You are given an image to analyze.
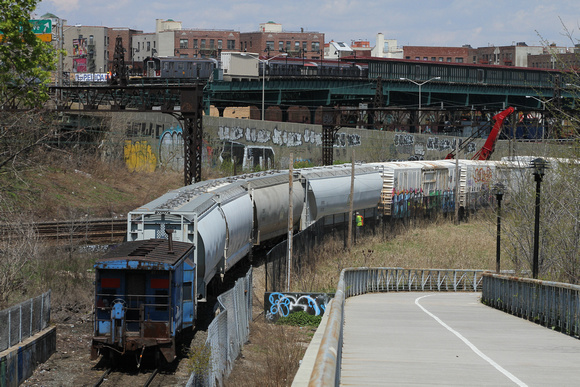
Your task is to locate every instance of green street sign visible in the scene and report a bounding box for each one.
[30,19,52,34]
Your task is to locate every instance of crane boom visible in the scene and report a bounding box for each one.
[444,106,514,160]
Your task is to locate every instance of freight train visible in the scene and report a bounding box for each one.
[91,157,537,364]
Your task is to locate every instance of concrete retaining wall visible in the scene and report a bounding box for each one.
[89,112,558,172]
[0,327,56,387]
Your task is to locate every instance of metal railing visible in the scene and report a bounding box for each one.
[0,291,51,352]
[308,268,484,386]
[482,273,580,338]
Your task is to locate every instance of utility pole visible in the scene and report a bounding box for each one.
[347,150,355,250]
[287,153,294,292]
[454,139,460,225]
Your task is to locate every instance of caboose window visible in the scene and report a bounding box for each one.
[151,278,169,289]
[101,278,120,288]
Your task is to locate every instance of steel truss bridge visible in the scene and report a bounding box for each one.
[47,72,577,183]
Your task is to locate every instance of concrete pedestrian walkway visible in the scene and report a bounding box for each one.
[340,292,580,386]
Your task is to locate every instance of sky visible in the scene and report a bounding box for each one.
[33,0,580,48]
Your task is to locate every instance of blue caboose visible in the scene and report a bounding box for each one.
[91,235,196,364]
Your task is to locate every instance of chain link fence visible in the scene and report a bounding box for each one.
[0,291,51,352]
[265,191,479,293]
[187,268,253,387]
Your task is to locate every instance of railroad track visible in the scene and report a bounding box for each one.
[0,218,127,244]
[94,367,161,387]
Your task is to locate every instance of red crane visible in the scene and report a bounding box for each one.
[445,106,515,160]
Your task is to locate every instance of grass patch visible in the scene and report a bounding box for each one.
[276,312,322,327]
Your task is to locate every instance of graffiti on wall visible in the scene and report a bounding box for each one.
[426,137,477,154]
[264,292,332,321]
[159,126,184,171]
[334,133,361,147]
[219,141,275,170]
[218,125,357,148]
[124,140,157,172]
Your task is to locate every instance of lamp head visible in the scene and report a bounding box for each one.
[530,158,548,179]
[493,183,505,199]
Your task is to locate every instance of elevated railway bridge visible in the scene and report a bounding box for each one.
[45,57,578,184]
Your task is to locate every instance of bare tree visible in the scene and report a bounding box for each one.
[0,199,41,308]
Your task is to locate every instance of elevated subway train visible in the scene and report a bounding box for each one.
[92,158,535,363]
[138,55,562,90]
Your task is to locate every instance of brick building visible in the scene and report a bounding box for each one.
[171,29,240,58]
[107,27,143,73]
[403,46,470,63]
[240,21,324,60]
[528,51,580,69]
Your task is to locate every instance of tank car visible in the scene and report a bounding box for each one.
[91,235,196,365]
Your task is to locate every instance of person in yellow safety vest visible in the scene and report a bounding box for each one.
[356,212,363,227]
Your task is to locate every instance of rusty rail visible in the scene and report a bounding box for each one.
[0,218,127,244]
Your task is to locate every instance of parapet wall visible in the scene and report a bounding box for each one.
[0,327,56,387]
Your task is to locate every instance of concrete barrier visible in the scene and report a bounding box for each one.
[0,326,56,387]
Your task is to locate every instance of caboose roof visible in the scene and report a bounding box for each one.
[95,239,194,270]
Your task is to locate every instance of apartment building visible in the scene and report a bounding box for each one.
[240,21,324,59]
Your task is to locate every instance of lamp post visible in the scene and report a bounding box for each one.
[530,158,547,279]
[242,52,287,120]
[57,22,81,96]
[525,95,560,140]
[400,76,440,133]
[493,183,505,273]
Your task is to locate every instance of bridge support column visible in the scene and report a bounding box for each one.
[309,106,318,125]
[322,108,339,165]
[178,87,204,185]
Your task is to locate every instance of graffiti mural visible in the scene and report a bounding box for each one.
[159,126,184,171]
[474,167,493,183]
[391,188,456,218]
[124,140,157,172]
[218,125,326,148]
[264,292,332,321]
[334,133,362,147]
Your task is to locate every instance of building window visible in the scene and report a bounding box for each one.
[431,57,436,61]
[446,57,451,62]
[415,57,420,60]
[302,41,307,51]
[295,41,300,51]
[286,41,291,51]
[147,41,150,51]
[455,57,463,63]
[423,57,428,60]
[218,39,222,49]
[193,39,198,49]
[180,54,188,58]
[210,39,215,49]
[439,57,443,61]
[201,39,206,49]
[311,41,320,52]
[266,41,275,51]
[279,41,284,51]
[227,40,235,50]
[180,39,188,49]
